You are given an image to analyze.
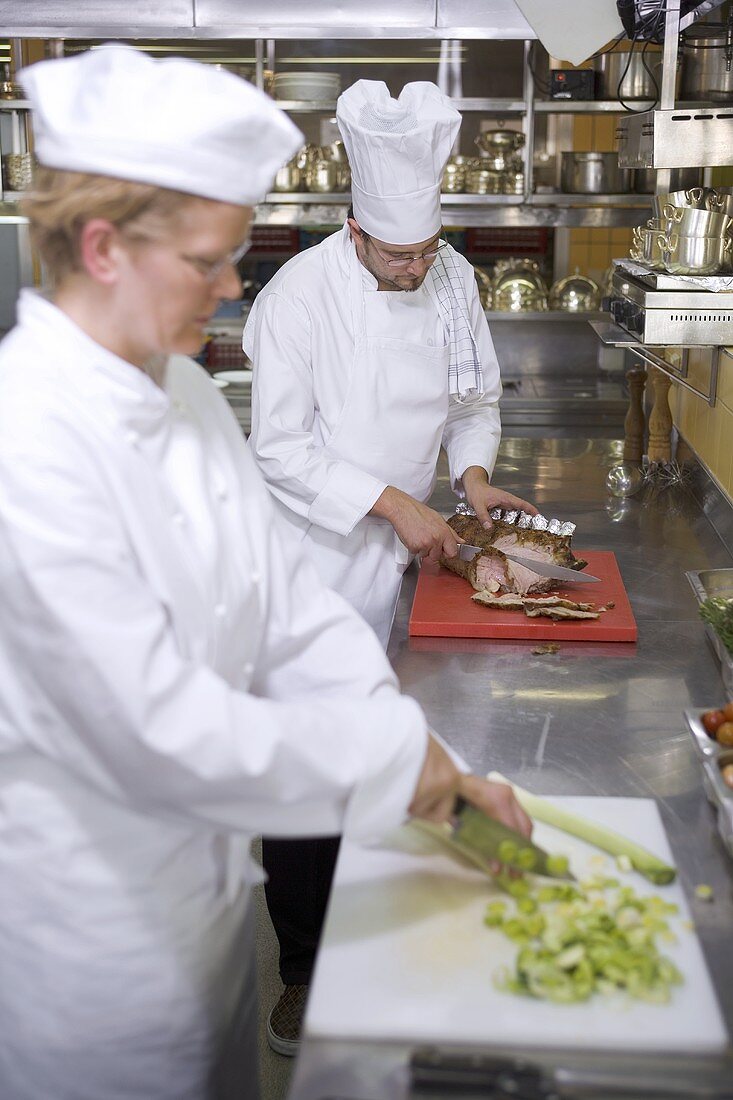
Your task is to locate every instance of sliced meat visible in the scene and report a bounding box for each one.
[524,606,600,621]
[472,591,526,610]
[440,545,512,593]
[471,591,609,620]
[514,595,598,612]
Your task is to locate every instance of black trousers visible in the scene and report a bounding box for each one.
[261,835,341,986]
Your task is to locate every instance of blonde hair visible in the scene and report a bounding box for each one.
[22,166,201,285]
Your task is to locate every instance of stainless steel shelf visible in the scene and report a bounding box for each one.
[268,99,714,116]
[265,97,529,113]
[264,192,649,207]
[1,192,26,203]
[0,202,28,224]
[531,193,649,206]
[487,310,605,322]
[0,100,31,110]
[535,100,628,113]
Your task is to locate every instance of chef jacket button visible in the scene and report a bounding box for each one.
[214,603,226,618]
[427,338,433,346]
[216,483,228,501]
[243,662,254,676]
[251,571,261,584]
[173,400,186,413]
[125,430,140,446]
[172,511,186,526]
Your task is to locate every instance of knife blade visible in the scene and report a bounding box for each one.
[456,543,484,561]
[450,796,575,881]
[455,543,600,584]
[502,552,601,585]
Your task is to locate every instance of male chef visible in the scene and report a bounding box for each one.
[244,79,536,1054]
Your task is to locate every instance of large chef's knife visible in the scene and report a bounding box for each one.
[448,796,575,882]
[457,543,600,584]
[409,1047,733,1098]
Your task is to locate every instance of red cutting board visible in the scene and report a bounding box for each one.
[408,550,637,641]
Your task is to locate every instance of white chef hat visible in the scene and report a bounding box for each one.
[20,43,303,205]
[336,80,460,246]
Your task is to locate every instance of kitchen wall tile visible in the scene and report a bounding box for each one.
[572,116,593,151]
[717,351,733,413]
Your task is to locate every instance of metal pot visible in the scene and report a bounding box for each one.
[502,171,525,195]
[680,26,733,103]
[475,129,525,152]
[633,168,657,194]
[652,186,733,219]
[593,49,661,101]
[476,149,522,173]
[662,204,732,236]
[304,159,339,193]
[549,273,601,312]
[472,266,493,309]
[661,231,731,275]
[630,226,666,270]
[560,152,631,194]
[1,152,32,191]
[466,167,503,195]
[493,273,548,313]
[441,161,466,194]
[271,161,303,192]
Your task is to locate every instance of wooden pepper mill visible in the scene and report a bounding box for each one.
[623,365,647,463]
[647,366,674,465]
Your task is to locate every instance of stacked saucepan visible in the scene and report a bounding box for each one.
[441,130,525,196]
[630,187,733,276]
[271,141,351,194]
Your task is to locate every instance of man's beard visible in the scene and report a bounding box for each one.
[360,245,426,292]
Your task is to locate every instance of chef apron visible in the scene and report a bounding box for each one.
[299,244,450,647]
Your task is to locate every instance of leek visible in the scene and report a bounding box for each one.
[488,772,676,886]
[486,877,683,1004]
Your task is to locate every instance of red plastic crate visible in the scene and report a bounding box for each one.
[206,337,249,370]
[250,227,300,253]
[465,227,549,256]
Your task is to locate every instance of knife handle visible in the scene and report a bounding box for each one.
[409,1046,551,1098]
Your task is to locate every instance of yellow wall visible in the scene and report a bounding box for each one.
[669,350,733,504]
[565,113,634,286]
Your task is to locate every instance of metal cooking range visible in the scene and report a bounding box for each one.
[609,263,733,345]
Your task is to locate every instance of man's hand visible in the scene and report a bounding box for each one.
[371,486,461,563]
[409,734,532,840]
[462,466,538,530]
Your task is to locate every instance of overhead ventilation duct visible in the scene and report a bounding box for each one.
[513,0,624,64]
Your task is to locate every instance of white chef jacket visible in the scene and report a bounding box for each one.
[244,224,502,541]
[0,290,429,1100]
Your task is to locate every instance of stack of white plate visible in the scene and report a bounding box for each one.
[272,72,341,102]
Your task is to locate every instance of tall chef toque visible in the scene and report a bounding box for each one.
[336,80,460,246]
[20,44,303,205]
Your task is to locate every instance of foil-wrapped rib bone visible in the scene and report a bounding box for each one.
[461,505,576,537]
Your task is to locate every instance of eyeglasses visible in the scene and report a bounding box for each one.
[366,237,447,269]
[179,236,252,282]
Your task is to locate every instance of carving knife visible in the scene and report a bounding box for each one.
[457,543,600,584]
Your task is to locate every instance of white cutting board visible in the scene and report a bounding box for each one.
[306,798,729,1054]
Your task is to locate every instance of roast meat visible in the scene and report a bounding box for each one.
[441,513,588,597]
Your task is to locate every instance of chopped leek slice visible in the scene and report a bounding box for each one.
[487,878,682,1005]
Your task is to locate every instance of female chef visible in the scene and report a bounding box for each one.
[0,44,530,1100]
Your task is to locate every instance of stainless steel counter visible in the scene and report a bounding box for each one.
[288,436,733,1100]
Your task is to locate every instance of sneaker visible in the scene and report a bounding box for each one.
[266,984,308,1057]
